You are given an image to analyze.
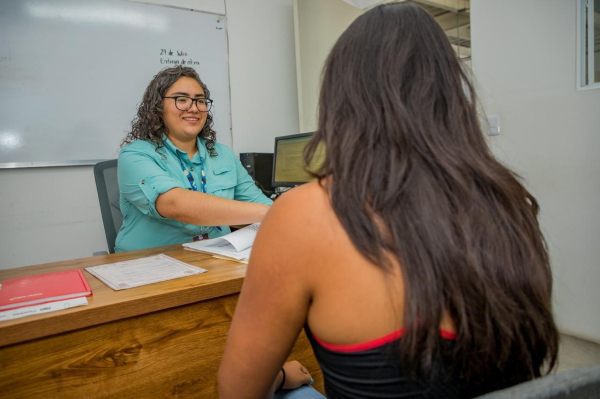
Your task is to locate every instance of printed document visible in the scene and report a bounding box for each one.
[0,297,88,322]
[182,223,259,262]
[85,254,207,291]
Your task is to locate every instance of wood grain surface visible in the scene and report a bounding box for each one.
[0,246,325,398]
[0,245,247,347]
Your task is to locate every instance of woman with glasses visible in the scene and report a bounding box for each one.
[218,3,559,398]
[115,66,272,253]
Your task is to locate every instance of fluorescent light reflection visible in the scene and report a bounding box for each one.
[27,3,168,31]
[0,131,23,152]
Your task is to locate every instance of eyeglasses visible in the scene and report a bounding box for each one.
[164,96,213,112]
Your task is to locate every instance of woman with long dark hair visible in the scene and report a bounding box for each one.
[218,3,558,398]
[116,66,272,252]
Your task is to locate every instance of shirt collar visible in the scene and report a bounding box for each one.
[162,135,207,164]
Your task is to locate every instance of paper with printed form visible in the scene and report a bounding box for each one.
[0,297,88,322]
[85,254,207,291]
[182,223,259,262]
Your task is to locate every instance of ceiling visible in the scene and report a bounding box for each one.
[344,0,471,59]
[407,0,471,59]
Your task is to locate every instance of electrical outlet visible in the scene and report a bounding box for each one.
[487,115,500,136]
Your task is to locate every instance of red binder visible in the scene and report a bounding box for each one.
[0,269,92,311]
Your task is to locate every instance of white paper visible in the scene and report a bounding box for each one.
[85,254,207,291]
[182,223,259,260]
[211,255,249,265]
[0,296,89,322]
[186,244,252,261]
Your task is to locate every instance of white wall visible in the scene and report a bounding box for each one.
[0,166,107,269]
[226,0,299,153]
[0,0,299,269]
[294,0,363,132]
[471,0,600,342]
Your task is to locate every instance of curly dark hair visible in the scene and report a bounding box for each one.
[122,66,217,156]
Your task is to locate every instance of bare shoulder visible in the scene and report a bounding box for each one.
[251,181,337,269]
[266,181,333,232]
[275,181,329,209]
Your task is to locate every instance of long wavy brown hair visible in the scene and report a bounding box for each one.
[305,2,558,393]
[122,66,217,156]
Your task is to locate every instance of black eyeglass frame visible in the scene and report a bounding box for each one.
[163,96,213,112]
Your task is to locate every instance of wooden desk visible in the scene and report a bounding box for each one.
[0,245,324,398]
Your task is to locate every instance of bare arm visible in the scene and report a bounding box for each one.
[217,185,322,398]
[155,187,269,226]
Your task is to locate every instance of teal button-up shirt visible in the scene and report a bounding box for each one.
[115,136,272,252]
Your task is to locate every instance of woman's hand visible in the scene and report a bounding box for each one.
[281,361,313,390]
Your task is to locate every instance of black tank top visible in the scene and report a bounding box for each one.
[305,324,469,399]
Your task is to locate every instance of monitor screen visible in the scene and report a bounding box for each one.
[272,133,325,187]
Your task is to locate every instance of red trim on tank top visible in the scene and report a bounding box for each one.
[312,328,457,353]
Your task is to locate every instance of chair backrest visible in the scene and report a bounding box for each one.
[476,366,600,399]
[93,159,122,254]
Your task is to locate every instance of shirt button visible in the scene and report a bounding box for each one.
[190,167,194,171]
[141,180,145,184]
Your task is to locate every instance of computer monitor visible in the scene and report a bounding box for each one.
[272,132,325,188]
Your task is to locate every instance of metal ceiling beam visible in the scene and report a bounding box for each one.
[450,43,471,59]
[445,25,470,40]
[435,11,470,31]
[410,0,469,13]
[342,0,386,10]
[343,0,471,13]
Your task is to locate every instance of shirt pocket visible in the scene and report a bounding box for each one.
[207,165,237,196]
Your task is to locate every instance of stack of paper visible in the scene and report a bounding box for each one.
[183,223,260,264]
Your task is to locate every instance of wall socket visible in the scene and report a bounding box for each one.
[487,115,501,136]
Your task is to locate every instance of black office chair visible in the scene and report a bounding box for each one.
[93,159,122,254]
[475,366,600,399]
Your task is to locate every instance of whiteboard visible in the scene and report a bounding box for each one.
[0,0,231,168]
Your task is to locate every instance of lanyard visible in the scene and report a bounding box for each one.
[177,153,222,233]
[178,156,206,193]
